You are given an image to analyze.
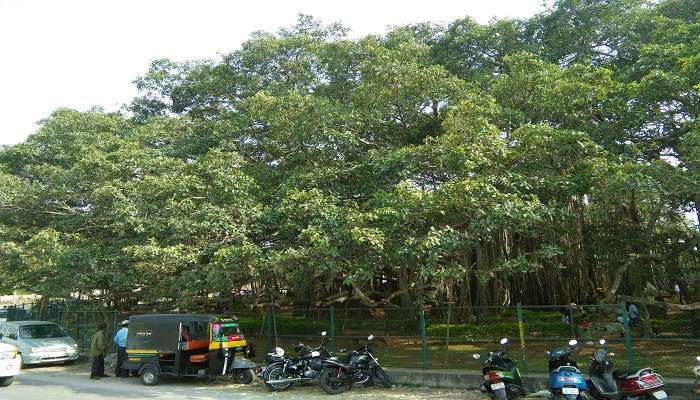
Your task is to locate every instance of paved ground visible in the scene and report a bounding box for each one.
[2,363,483,400]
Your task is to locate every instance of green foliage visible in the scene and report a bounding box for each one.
[426,321,572,338]
[1,5,698,310]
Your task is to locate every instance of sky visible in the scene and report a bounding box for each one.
[0,0,549,146]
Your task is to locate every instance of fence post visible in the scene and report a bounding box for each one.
[517,302,529,374]
[266,305,274,353]
[329,305,336,353]
[112,313,118,352]
[443,303,452,366]
[620,303,633,370]
[77,312,82,350]
[419,306,428,369]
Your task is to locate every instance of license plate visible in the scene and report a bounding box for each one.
[491,382,505,390]
[46,351,66,358]
[562,387,579,395]
[652,391,667,399]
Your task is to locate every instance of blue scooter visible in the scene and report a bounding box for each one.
[547,339,589,400]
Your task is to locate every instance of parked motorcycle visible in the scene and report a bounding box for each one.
[587,338,667,400]
[262,331,332,392]
[587,339,620,400]
[473,338,525,400]
[547,339,589,400]
[318,334,393,395]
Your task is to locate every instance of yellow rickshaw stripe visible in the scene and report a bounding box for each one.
[126,349,158,354]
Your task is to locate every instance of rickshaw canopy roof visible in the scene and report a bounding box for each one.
[127,314,217,352]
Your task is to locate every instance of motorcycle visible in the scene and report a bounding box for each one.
[587,339,620,400]
[547,339,589,400]
[318,334,393,395]
[473,338,526,400]
[587,338,667,400]
[261,331,332,392]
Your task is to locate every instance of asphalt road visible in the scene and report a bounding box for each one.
[2,363,482,400]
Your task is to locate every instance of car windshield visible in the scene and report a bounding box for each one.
[19,324,68,339]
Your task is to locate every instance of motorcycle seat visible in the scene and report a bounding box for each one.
[612,371,634,380]
[613,368,653,380]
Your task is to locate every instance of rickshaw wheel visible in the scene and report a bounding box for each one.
[140,366,160,386]
[233,369,254,384]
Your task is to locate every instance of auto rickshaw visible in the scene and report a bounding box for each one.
[124,314,256,386]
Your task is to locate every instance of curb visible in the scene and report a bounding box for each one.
[385,368,697,399]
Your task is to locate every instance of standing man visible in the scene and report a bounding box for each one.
[113,320,129,378]
[90,322,110,379]
[628,303,640,325]
[674,283,685,305]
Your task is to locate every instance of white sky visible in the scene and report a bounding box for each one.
[0,0,548,146]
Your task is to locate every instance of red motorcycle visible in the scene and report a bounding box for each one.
[587,339,667,400]
[614,368,667,400]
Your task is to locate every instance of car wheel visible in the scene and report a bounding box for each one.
[140,366,160,386]
[0,377,14,387]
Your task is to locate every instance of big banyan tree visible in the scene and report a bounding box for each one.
[0,1,699,316]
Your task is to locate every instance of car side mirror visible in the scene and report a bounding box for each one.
[545,350,551,357]
[8,333,17,340]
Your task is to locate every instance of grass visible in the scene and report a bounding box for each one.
[233,308,699,378]
[247,335,699,378]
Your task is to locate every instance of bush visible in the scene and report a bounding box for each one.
[426,321,572,338]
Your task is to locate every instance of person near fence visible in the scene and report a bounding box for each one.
[113,320,129,378]
[674,283,685,304]
[628,302,640,325]
[90,322,110,379]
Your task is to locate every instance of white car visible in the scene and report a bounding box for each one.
[0,342,20,386]
[0,321,79,365]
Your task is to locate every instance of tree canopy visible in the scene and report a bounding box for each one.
[1,1,699,315]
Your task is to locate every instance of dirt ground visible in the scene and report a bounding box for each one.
[5,362,483,400]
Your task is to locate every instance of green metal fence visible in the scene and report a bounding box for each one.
[7,302,698,378]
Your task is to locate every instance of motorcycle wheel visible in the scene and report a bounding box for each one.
[264,365,295,392]
[374,366,393,388]
[319,367,351,395]
[233,369,254,385]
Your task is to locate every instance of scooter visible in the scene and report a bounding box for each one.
[587,338,667,400]
[587,339,619,400]
[473,338,526,400]
[547,339,589,400]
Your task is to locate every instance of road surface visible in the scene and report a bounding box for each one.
[3,363,482,400]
